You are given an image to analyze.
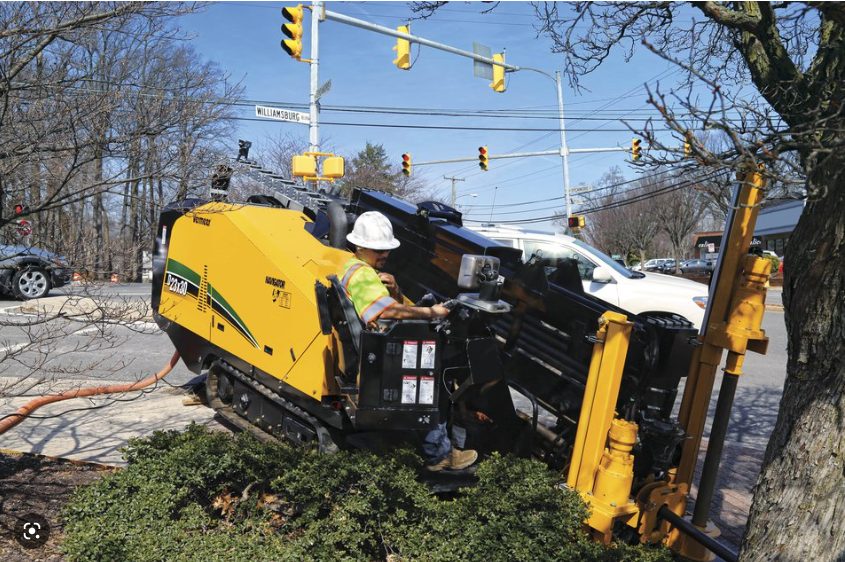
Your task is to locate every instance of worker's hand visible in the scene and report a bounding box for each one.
[378,272,402,300]
[430,303,451,318]
[473,411,493,424]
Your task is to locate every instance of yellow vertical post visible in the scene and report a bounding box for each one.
[666,166,768,557]
[674,167,766,488]
[567,311,633,491]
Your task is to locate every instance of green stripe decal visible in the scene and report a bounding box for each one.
[165,259,201,285]
[208,283,259,347]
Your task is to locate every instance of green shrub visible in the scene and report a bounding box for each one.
[763,254,780,275]
[62,424,671,562]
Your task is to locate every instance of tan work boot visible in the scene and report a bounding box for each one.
[425,448,478,472]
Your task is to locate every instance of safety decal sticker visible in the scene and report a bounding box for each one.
[402,340,418,369]
[420,341,436,370]
[418,376,434,405]
[401,376,418,404]
[272,288,292,308]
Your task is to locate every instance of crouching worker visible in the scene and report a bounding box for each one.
[340,211,478,472]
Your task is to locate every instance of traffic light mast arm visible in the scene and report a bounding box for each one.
[411,147,628,167]
[323,9,520,72]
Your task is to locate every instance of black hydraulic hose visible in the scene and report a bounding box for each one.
[658,506,738,562]
[327,201,348,249]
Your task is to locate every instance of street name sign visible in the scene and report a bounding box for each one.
[255,105,310,124]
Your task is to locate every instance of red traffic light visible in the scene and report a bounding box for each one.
[402,153,410,162]
[401,153,411,176]
[14,204,25,215]
[478,146,489,171]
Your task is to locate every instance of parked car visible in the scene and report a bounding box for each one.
[680,259,714,274]
[467,225,709,328]
[0,244,72,299]
[657,259,678,274]
[642,258,670,272]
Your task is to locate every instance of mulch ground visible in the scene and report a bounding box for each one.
[0,451,114,561]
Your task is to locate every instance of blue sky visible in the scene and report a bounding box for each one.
[178,1,695,229]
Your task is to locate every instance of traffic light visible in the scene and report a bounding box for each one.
[401,153,412,176]
[632,138,642,161]
[393,25,411,70]
[478,146,489,171]
[490,53,505,93]
[684,134,692,158]
[13,203,26,215]
[567,215,586,230]
[281,4,304,60]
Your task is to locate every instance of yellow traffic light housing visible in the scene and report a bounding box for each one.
[401,153,412,176]
[490,53,506,93]
[292,154,317,178]
[393,25,411,70]
[478,146,489,171]
[684,133,693,158]
[322,156,345,180]
[631,138,642,161]
[282,4,304,60]
[568,215,586,230]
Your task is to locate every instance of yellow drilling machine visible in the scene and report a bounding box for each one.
[152,163,771,561]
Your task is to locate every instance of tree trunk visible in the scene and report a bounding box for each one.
[741,155,845,560]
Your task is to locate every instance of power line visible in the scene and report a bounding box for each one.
[466,169,724,222]
[230,115,679,132]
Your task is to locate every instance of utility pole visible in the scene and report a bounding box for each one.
[555,71,573,222]
[309,0,321,154]
[444,175,465,207]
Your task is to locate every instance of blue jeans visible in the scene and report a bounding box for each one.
[422,421,451,464]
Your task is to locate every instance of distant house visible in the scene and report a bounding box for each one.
[692,198,805,259]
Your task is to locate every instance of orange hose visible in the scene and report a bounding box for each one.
[0,351,181,436]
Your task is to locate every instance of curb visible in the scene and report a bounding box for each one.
[0,448,118,470]
[765,304,784,312]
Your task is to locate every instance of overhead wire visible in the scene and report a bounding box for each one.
[468,170,724,224]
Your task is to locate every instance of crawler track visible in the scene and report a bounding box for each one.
[205,360,338,453]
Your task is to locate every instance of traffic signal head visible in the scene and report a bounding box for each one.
[684,133,693,158]
[281,4,304,60]
[490,53,506,93]
[478,146,489,171]
[632,138,642,161]
[401,153,412,176]
[567,215,586,230]
[393,25,411,70]
[14,203,25,215]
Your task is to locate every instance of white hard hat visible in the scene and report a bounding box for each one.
[346,211,400,250]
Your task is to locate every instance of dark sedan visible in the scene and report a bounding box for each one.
[680,259,714,274]
[0,244,72,299]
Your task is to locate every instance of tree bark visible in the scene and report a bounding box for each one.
[741,152,845,560]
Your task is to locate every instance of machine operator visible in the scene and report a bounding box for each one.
[339,211,478,472]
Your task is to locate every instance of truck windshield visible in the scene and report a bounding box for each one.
[571,239,641,279]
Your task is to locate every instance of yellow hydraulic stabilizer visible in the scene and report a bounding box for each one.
[157,202,350,401]
[627,166,771,561]
[567,311,640,542]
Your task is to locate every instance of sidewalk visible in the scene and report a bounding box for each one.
[691,438,767,549]
[0,377,221,466]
